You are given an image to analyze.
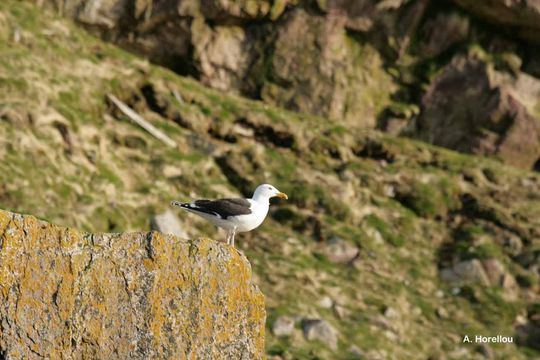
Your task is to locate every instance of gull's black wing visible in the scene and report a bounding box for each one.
[181,198,252,219]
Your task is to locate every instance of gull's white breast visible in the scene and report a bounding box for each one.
[230,199,269,232]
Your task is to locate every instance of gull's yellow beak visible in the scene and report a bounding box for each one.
[276,192,288,200]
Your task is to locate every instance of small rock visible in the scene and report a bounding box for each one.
[481,258,506,285]
[384,329,398,341]
[318,296,333,309]
[348,345,364,359]
[162,165,182,178]
[436,307,449,319]
[368,315,393,331]
[481,258,518,299]
[272,316,295,337]
[383,306,399,319]
[322,237,359,264]
[411,306,422,317]
[440,259,490,286]
[383,184,395,197]
[503,233,523,256]
[501,273,519,300]
[365,227,384,245]
[151,210,187,238]
[382,117,408,136]
[333,304,349,320]
[302,319,338,350]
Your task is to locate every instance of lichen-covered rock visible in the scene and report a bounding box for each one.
[0,209,265,359]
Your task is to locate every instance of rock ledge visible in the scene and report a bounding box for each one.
[0,209,265,359]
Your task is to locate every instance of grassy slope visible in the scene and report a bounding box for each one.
[1,2,539,359]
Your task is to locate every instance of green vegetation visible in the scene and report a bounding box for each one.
[365,214,405,247]
[396,177,461,218]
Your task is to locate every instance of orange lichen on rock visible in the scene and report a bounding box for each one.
[0,209,265,359]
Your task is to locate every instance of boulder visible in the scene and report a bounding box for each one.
[415,55,540,169]
[481,258,507,285]
[150,209,188,238]
[440,258,518,298]
[321,237,359,264]
[261,8,394,128]
[191,19,256,92]
[272,315,295,337]
[302,318,339,350]
[440,259,491,286]
[316,0,382,32]
[318,295,334,309]
[0,209,265,359]
[316,0,429,43]
[418,11,469,58]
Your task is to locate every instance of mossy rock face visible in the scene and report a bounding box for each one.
[261,8,394,128]
[0,209,266,359]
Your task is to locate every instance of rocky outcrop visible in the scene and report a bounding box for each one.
[0,209,265,359]
[56,0,129,29]
[260,8,394,127]
[34,0,540,158]
[36,0,396,127]
[440,258,518,296]
[415,55,540,169]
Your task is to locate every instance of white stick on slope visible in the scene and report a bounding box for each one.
[107,94,176,148]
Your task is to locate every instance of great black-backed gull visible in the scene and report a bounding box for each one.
[171,184,288,247]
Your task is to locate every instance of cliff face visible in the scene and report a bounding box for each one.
[35,0,540,171]
[0,209,265,359]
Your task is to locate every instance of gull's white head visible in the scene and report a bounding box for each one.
[253,183,288,201]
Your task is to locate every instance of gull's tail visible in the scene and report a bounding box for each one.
[172,201,211,217]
